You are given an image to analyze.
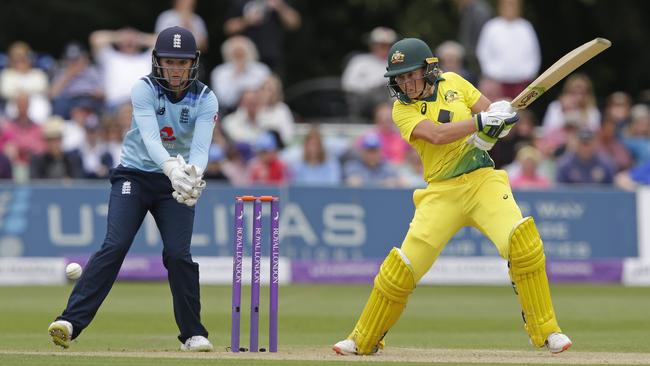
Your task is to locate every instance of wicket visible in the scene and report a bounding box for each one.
[231,195,280,353]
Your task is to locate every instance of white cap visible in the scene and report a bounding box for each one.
[369,27,397,45]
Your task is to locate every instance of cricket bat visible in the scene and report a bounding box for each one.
[510,38,611,110]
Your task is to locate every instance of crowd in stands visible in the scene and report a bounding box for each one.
[0,0,649,192]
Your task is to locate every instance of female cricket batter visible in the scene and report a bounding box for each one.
[333,38,572,355]
[48,26,217,352]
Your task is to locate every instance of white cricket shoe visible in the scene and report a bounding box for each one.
[333,339,357,355]
[546,332,572,354]
[333,338,382,355]
[180,336,213,352]
[48,320,73,349]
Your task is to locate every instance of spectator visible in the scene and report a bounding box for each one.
[114,102,134,137]
[30,117,84,179]
[556,129,615,185]
[491,108,536,168]
[290,126,341,186]
[508,145,551,189]
[356,102,410,164]
[103,120,123,168]
[542,74,601,134]
[2,94,46,170]
[396,149,426,188]
[539,110,582,157]
[436,40,477,86]
[454,0,493,76]
[222,143,251,186]
[203,144,230,181]
[258,74,295,145]
[597,118,632,172]
[622,104,650,165]
[247,132,288,185]
[344,133,400,187]
[1,41,51,123]
[222,88,287,148]
[210,35,270,114]
[49,42,103,119]
[342,26,397,119]
[78,120,113,179]
[89,27,156,109]
[155,0,208,51]
[0,151,12,179]
[615,160,650,191]
[476,0,540,99]
[603,91,632,136]
[224,0,301,76]
[62,100,100,153]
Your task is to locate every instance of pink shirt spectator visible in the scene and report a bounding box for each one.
[510,174,551,189]
[2,119,46,163]
[357,103,411,164]
[356,129,410,164]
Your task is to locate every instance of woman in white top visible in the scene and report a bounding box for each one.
[542,73,601,132]
[210,35,270,114]
[258,74,295,145]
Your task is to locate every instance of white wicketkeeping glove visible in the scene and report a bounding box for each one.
[162,155,193,194]
[488,100,518,137]
[171,164,206,207]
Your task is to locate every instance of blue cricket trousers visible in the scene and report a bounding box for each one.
[58,166,208,343]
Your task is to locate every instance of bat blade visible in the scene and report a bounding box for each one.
[510,38,611,110]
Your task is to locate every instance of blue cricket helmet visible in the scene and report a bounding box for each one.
[154,26,198,59]
[152,26,200,91]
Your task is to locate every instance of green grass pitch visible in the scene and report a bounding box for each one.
[0,283,649,365]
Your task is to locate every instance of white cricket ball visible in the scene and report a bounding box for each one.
[65,262,83,280]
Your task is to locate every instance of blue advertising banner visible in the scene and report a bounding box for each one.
[0,184,637,260]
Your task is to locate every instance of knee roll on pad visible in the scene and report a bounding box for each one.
[350,247,416,354]
[509,217,561,347]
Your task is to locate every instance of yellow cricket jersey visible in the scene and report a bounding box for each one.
[392,72,494,183]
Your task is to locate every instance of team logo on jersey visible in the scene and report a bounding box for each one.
[173,34,182,48]
[444,90,460,103]
[180,107,189,124]
[390,50,405,64]
[160,126,176,141]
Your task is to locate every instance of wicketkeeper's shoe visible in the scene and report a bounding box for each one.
[48,320,73,349]
[180,336,213,352]
[545,332,572,354]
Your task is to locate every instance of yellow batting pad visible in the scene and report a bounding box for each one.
[509,217,561,347]
[349,248,416,354]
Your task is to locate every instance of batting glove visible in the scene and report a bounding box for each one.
[487,101,519,137]
[467,131,496,151]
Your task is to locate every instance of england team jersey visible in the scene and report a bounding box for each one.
[120,76,219,172]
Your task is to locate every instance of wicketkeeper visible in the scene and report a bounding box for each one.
[333,37,572,355]
[48,26,217,352]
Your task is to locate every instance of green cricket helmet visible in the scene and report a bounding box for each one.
[385,38,441,103]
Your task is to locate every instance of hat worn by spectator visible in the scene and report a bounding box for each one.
[63,42,87,60]
[369,27,397,45]
[42,117,65,140]
[361,133,382,150]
